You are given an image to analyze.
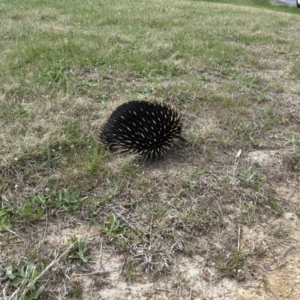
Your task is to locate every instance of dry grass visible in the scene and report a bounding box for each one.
[1,0,300,299]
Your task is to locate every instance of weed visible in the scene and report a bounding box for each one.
[284,136,300,146]
[120,160,140,177]
[236,167,266,190]
[76,79,99,96]
[64,119,80,139]
[262,275,269,291]
[17,194,47,224]
[99,181,123,204]
[67,236,92,264]
[98,92,110,103]
[186,168,208,189]
[231,120,250,136]
[13,190,88,226]
[215,251,244,280]
[239,201,261,225]
[264,107,277,118]
[47,189,88,211]
[38,58,72,89]
[124,264,134,282]
[99,213,128,238]
[267,196,283,215]
[11,103,28,117]
[272,223,290,239]
[123,198,139,210]
[153,204,168,219]
[0,258,46,300]
[250,136,265,148]
[253,91,267,103]
[66,281,83,299]
[283,154,300,172]
[253,247,267,259]
[237,73,262,90]
[85,146,109,174]
[0,206,15,232]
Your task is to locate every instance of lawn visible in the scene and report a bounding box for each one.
[1,0,300,299]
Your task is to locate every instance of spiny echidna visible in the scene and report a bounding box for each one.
[100,100,184,158]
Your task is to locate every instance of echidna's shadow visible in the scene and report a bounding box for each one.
[138,145,191,169]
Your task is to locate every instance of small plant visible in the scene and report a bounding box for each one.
[186,168,208,188]
[0,258,46,300]
[283,154,300,172]
[236,166,266,190]
[38,58,70,88]
[284,136,300,146]
[17,194,47,224]
[215,251,244,281]
[86,146,109,174]
[120,159,140,177]
[153,204,167,219]
[0,206,15,232]
[232,120,250,136]
[123,198,139,210]
[250,136,265,148]
[272,223,289,239]
[64,119,80,139]
[253,247,267,259]
[262,275,269,291]
[124,264,134,282]
[67,236,92,264]
[264,107,277,118]
[47,189,88,211]
[11,103,28,117]
[253,91,267,103]
[2,190,88,228]
[66,281,83,299]
[239,202,260,225]
[99,181,123,204]
[267,196,283,215]
[99,213,128,239]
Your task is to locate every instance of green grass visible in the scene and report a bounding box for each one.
[1,0,300,298]
[200,0,299,12]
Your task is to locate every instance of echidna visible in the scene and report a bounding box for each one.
[100,100,184,158]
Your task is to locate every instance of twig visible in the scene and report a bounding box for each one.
[252,230,256,252]
[127,283,138,299]
[3,283,8,300]
[277,245,295,262]
[6,228,22,238]
[237,225,241,251]
[215,199,224,217]
[99,238,103,263]
[287,282,299,298]
[73,269,119,276]
[116,213,137,231]
[98,291,108,300]
[154,288,175,293]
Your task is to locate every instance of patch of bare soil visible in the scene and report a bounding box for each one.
[40,217,300,299]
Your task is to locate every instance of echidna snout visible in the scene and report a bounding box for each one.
[100,100,184,158]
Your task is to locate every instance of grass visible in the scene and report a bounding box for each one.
[1,0,300,298]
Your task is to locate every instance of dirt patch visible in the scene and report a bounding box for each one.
[38,209,300,300]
